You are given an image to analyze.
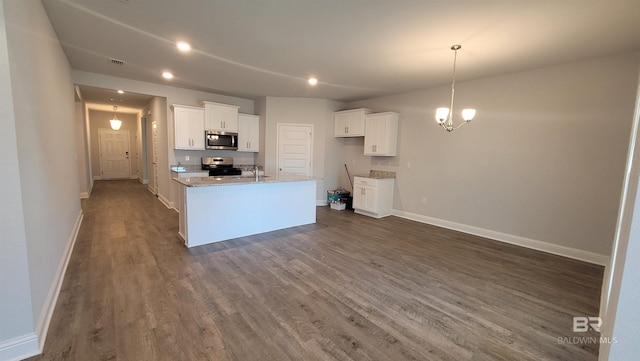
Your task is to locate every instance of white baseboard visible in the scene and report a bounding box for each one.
[129,175,138,180]
[35,211,83,355]
[138,178,148,185]
[0,211,84,361]
[392,209,610,266]
[79,183,93,199]
[316,199,328,206]
[158,194,172,209]
[92,175,102,181]
[0,333,39,361]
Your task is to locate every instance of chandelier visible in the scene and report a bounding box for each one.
[110,105,122,130]
[435,45,476,132]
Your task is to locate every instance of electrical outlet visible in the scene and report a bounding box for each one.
[185,155,190,161]
[421,197,427,204]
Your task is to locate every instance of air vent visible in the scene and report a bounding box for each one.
[109,58,125,66]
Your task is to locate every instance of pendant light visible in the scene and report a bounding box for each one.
[435,45,476,132]
[110,105,122,130]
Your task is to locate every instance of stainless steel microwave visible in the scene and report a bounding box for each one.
[205,130,237,150]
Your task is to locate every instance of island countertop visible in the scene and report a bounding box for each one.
[172,173,315,187]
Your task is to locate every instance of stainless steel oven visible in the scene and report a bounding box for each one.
[205,130,237,150]
[201,157,242,176]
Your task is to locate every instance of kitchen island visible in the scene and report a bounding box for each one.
[173,174,317,248]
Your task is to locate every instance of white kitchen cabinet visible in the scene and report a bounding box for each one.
[173,104,205,150]
[353,176,395,218]
[237,113,260,152]
[200,101,239,132]
[334,108,372,137]
[364,112,398,156]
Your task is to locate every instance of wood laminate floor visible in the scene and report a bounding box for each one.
[28,180,604,361]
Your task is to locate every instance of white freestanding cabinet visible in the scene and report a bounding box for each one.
[200,101,239,132]
[334,108,372,137]
[173,105,205,150]
[364,112,398,156]
[353,176,395,218]
[237,113,260,152]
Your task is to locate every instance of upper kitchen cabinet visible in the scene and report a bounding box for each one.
[364,112,398,156]
[173,104,205,150]
[200,101,239,132]
[237,113,260,152]
[334,108,372,137]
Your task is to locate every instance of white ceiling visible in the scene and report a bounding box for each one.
[43,0,640,104]
[76,85,154,113]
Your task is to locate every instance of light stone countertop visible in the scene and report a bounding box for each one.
[172,173,316,187]
[170,165,205,173]
[354,170,397,179]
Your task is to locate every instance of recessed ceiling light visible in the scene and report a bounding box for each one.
[177,41,191,52]
[162,71,174,79]
[308,77,318,86]
[117,90,124,94]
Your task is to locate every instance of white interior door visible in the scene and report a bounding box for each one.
[152,120,159,195]
[277,124,312,176]
[99,128,130,179]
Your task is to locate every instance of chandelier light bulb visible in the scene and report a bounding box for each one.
[462,109,476,122]
[110,105,122,130]
[110,119,122,130]
[435,107,450,124]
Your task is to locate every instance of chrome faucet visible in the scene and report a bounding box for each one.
[254,165,260,182]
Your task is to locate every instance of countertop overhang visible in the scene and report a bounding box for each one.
[172,174,315,187]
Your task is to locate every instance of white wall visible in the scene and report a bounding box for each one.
[0,1,35,357]
[263,97,344,202]
[345,52,640,261]
[72,71,255,207]
[1,0,82,359]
